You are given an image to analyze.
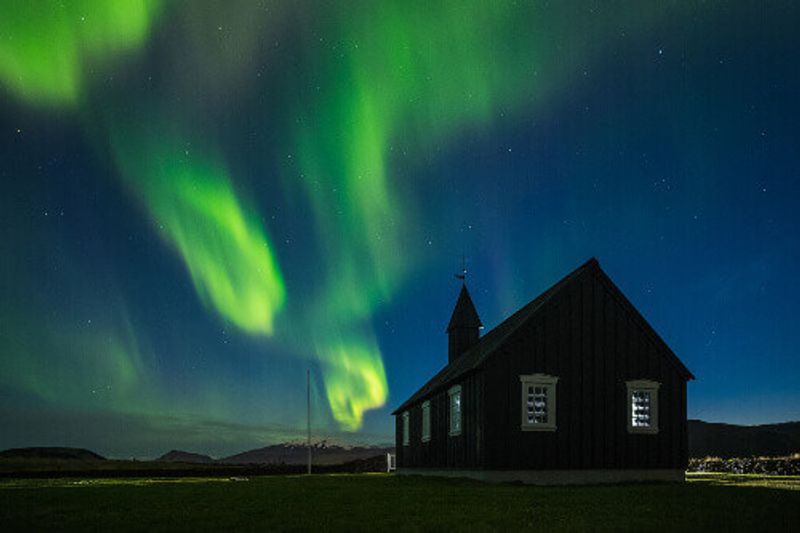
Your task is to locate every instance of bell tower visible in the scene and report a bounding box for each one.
[446,284,483,363]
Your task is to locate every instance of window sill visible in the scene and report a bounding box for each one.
[421,437,431,443]
[521,425,557,432]
[628,427,659,435]
[448,431,462,437]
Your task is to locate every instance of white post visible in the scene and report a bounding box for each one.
[307,368,311,475]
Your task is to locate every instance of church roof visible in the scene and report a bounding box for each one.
[446,284,483,332]
[392,257,694,415]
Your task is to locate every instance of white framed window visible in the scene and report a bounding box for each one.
[626,380,660,434]
[402,411,410,445]
[448,385,462,436]
[421,400,431,442]
[520,374,558,431]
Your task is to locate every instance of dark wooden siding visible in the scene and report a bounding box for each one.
[481,269,689,470]
[396,372,484,469]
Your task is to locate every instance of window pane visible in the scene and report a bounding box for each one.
[525,384,548,424]
[631,390,651,427]
[455,393,461,430]
[450,391,461,433]
[422,404,430,440]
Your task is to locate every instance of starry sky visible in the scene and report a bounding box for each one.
[1,1,798,458]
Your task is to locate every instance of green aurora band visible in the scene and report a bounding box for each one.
[0,304,149,411]
[0,0,163,106]
[316,337,388,432]
[284,3,549,428]
[289,0,656,320]
[109,128,286,336]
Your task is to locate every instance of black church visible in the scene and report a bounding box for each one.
[392,258,694,484]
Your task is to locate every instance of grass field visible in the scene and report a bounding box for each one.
[1,473,799,531]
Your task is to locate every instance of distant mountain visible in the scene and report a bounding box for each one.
[5,421,799,464]
[156,450,214,464]
[0,447,106,461]
[689,420,800,458]
[218,440,394,465]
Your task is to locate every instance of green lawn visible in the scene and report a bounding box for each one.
[1,473,799,531]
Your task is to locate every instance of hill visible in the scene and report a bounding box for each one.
[0,447,105,461]
[689,420,800,458]
[156,450,214,464]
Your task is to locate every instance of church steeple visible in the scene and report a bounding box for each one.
[446,284,483,363]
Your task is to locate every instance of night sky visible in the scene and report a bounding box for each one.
[1,1,798,458]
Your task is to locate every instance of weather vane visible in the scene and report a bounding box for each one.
[454,253,467,281]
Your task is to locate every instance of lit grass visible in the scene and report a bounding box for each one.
[1,473,799,531]
[687,471,800,491]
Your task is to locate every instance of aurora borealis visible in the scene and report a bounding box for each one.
[0,0,163,106]
[109,125,286,336]
[1,1,798,457]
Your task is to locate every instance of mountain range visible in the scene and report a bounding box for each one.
[158,440,393,465]
[3,421,799,463]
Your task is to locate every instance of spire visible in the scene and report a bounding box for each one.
[447,284,483,332]
[446,284,482,363]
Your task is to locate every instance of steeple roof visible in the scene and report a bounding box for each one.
[446,284,483,332]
